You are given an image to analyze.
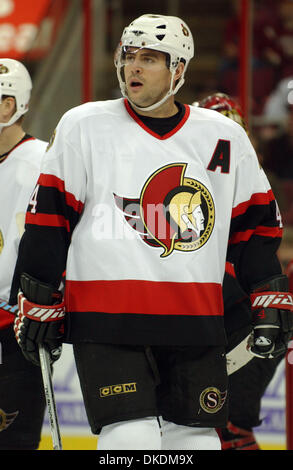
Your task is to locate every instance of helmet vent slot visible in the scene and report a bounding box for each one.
[156,34,165,41]
[131,30,144,36]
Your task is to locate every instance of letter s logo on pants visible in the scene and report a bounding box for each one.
[199,387,227,414]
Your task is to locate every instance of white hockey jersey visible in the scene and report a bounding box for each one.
[10,99,282,345]
[0,136,47,329]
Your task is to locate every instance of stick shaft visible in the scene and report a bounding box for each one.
[226,334,253,375]
[39,345,62,450]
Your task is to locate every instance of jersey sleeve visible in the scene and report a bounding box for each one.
[227,131,283,294]
[9,114,86,305]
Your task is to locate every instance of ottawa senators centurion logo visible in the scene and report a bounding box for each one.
[114,163,215,257]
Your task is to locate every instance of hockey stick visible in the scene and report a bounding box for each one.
[226,334,253,375]
[38,344,63,450]
[0,298,63,449]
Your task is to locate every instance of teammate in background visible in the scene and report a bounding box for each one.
[10,15,293,450]
[197,93,287,450]
[0,59,47,450]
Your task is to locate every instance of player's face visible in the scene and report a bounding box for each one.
[123,47,172,109]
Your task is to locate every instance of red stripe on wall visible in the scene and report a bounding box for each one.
[38,173,84,213]
[26,212,70,231]
[65,279,223,316]
[232,190,275,218]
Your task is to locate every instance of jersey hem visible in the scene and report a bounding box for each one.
[64,311,227,346]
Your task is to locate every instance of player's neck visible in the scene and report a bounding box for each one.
[132,96,179,118]
[0,124,25,156]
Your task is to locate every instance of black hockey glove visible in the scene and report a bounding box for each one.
[14,273,65,366]
[248,274,293,359]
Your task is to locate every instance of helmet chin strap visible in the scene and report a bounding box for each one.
[0,110,25,134]
[122,68,185,113]
[127,89,172,112]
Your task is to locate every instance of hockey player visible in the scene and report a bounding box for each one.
[10,15,293,450]
[197,93,288,450]
[0,59,47,449]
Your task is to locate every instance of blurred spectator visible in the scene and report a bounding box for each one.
[219,0,279,73]
[263,76,293,124]
[270,0,293,79]
[262,106,293,178]
[262,106,293,225]
[218,0,281,115]
[249,120,287,214]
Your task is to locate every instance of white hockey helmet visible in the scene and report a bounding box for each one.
[0,58,32,129]
[115,14,194,111]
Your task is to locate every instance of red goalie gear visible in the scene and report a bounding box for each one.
[198,93,248,132]
[217,421,260,450]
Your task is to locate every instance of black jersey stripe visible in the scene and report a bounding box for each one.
[230,197,280,243]
[229,225,282,244]
[231,189,275,218]
[26,173,84,232]
[38,173,84,214]
[28,185,81,227]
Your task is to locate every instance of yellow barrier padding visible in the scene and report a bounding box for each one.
[38,434,98,450]
[259,443,286,450]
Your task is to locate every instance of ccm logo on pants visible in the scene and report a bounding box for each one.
[99,383,137,397]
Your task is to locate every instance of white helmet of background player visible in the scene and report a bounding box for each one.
[115,14,194,111]
[0,58,32,131]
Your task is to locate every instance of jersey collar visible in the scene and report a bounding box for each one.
[124,99,190,140]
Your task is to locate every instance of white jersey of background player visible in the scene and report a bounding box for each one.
[0,138,47,308]
[0,59,47,450]
[0,60,47,319]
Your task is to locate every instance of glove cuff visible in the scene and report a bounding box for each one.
[17,292,65,323]
[250,291,293,311]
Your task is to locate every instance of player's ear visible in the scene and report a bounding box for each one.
[174,62,185,82]
[172,62,185,90]
[2,96,16,120]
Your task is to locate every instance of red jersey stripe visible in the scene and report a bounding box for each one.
[232,190,275,218]
[0,312,14,329]
[38,173,84,214]
[65,279,224,316]
[229,225,283,244]
[0,303,17,329]
[26,212,70,232]
[225,261,236,278]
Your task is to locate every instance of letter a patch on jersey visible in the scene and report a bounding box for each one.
[207,139,230,174]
